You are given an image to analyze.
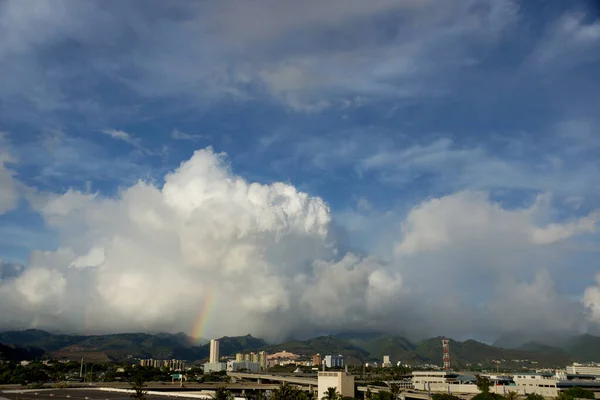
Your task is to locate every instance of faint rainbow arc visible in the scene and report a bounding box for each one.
[192,289,217,343]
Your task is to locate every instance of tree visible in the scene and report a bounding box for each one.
[524,394,545,400]
[476,376,492,395]
[186,369,197,382]
[373,391,393,400]
[298,392,316,400]
[272,382,298,400]
[130,374,147,400]
[505,391,520,400]
[388,383,401,400]
[211,387,234,400]
[432,394,461,400]
[563,387,595,399]
[322,387,339,400]
[555,392,571,400]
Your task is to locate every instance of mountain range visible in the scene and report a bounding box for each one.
[1,329,600,368]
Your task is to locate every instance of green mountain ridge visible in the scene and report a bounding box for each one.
[2,329,600,366]
[0,342,45,361]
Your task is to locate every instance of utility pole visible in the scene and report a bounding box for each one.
[80,358,84,378]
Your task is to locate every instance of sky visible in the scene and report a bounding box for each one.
[1,0,600,344]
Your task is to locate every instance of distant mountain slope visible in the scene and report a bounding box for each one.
[0,342,45,361]
[416,337,571,368]
[0,329,84,351]
[0,330,264,362]
[207,334,267,357]
[359,335,420,363]
[493,334,600,363]
[564,334,600,362]
[516,341,568,356]
[262,335,370,365]
[1,329,599,366]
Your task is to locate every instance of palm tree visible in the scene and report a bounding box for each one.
[321,387,339,400]
[505,391,520,400]
[272,382,297,400]
[130,375,147,400]
[211,387,234,400]
[296,391,314,400]
[388,383,401,400]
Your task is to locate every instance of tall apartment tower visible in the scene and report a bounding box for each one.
[209,339,220,363]
[441,338,450,371]
[259,351,268,370]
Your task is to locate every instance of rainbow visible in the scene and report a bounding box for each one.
[192,288,217,343]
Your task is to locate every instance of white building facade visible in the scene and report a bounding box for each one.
[227,361,261,373]
[318,371,354,399]
[382,355,392,368]
[209,339,220,363]
[204,362,227,373]
[566,364,600,376]
[412,371,600,398]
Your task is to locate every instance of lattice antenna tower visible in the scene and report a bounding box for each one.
[442,338,450,371]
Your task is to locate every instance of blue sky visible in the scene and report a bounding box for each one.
[1,0,600,340]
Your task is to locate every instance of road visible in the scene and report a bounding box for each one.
[0,390,181,400]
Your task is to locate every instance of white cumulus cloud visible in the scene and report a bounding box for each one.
[0,149,599,341]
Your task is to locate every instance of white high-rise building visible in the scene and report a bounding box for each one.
[382,355,392,368]
[210,339,220,363]
[324,355,344,368]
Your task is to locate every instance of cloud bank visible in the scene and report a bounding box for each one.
[0,148,599,342]
[0,135,19,215]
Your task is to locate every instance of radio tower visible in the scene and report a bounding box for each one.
[442,338,450,371]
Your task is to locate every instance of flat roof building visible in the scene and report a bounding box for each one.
[204,362,227,373]
[412,370,600,398]
[566,363,600,376]
[318,371,354,399]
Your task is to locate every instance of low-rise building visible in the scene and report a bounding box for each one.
[227,360,261,373]
[268,350,300,360]
[204,362,227,373]
[318,371,354,398]
[412,370,600,398]
[139,358,185,371]
[566,363,600,376]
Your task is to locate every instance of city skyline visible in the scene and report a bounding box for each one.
[0,0,600,342]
